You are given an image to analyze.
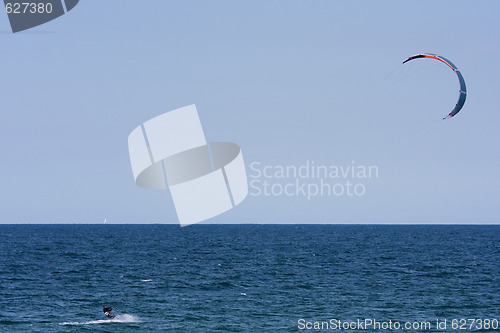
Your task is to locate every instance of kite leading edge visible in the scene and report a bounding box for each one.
[403,53,467,119]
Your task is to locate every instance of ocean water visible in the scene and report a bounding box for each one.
[0,225,499,332]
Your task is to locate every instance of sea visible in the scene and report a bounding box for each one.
[0,225,498,332]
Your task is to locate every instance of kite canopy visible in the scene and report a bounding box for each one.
[403,53,466,119]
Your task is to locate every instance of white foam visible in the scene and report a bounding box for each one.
[60,314,140,325]
[141,279,153,282]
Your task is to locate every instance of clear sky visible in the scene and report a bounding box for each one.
[1,1,499,224]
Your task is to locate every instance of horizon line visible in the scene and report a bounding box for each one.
[0,223,499,226]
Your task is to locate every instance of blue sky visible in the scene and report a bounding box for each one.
[1,1,499,224]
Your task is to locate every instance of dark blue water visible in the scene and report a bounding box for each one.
[0,225,499,332]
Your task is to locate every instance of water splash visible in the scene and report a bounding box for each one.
[60,314,140,325]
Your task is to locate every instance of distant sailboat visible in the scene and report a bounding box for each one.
[104,218,107,224]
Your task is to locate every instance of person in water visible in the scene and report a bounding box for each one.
[103,305,114,318]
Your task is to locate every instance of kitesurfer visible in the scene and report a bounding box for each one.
[103,305,114,318]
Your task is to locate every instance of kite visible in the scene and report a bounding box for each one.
[4,0,80,33]
[403,53,466,119]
